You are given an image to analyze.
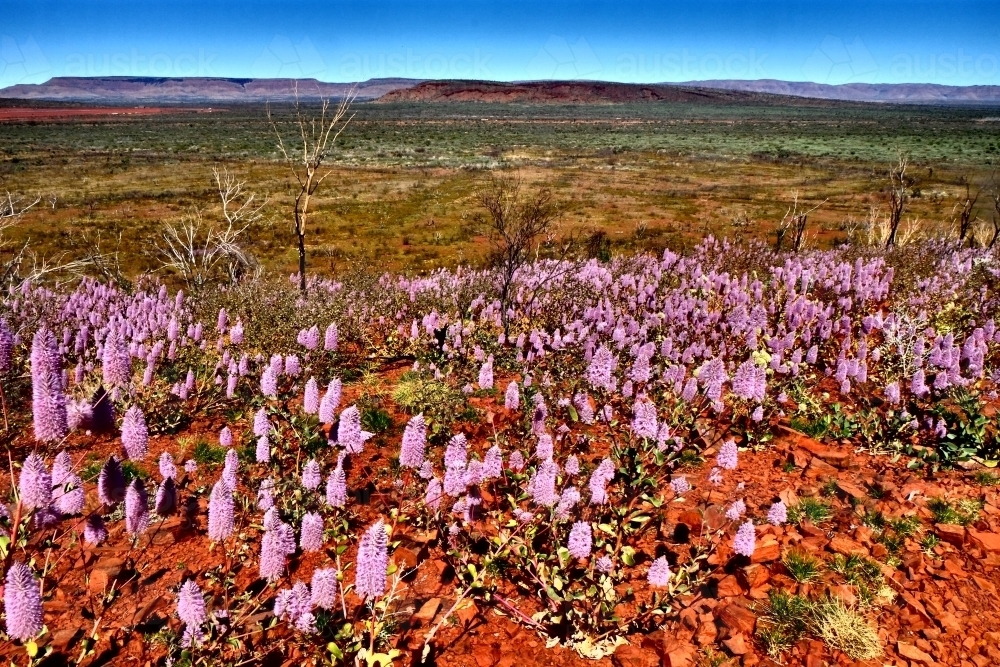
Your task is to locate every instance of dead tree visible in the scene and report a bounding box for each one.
[267,86,354,292]
[885,155,910,249]
[478,173,560,337]
[776,193,826,252]
[954,180,981,245]
[991,190,1000,249]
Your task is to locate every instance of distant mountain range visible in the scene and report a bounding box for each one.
[2,76,1000,105]
[0,76,423,103]
[679,79,1000,103]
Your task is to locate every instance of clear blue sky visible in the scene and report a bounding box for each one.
[2,1,998,88]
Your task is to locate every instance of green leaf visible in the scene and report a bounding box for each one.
[568,405,579,422]
[621,546,636,566]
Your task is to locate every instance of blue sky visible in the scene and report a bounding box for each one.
[2,1,998,88]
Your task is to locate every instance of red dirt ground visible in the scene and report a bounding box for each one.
[4,376,1000,667]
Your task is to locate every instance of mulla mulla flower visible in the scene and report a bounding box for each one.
[4,562,43,642]
[733,520,756,557]
[19,452,52,511]
[30,328,69,443]
[125,479,149,535]
[208,479,234,541]
[120,405,149,460]
[567,521,592,559]
[399,413,427,469]
[354,519,390,602]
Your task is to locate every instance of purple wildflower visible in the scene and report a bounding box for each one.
[0,318,13,374]
[324,323,338,351]
[588,458,615,505]
[30,328,69,442]
[4,562,43,641]
[310,568,339,610]
[19,452,52,511]
[725,499,746,521]
[733,521,756,557]
[260,366,278,398]
[670,476,690,494]
[121,405,149,460]
[208,480,234,541]
[177,579,207,629]
[596,556,613,574]
[647,556,671,588]
[528,460,559,507]
[159,451,177,479]
[101,332,132,387]
[255,434,270,463]
[708,467,724,485]
[355,520,390,602]
[716,439,738,470]
[303,377,319,414]
[259,518,295,581]
[573,392,594,424]
[631,394,658,439]
[885,381,901,405]
[478,356,494,389]
[565,455,580,476]
[587,344,617,393]
[302,459,321,490]
[482,446,503,480]
[567,522,592,559]
[319,379,342,423]
[326,459,348,508]
[300,512,324,552]
[911,368,929,397]
[504,381,520,410]
[124,479,149,535]
[399,413,427,469]
[219,426,233,447]
[222,449,239,490]
[535,433,553,461]
[98,456,126,506]
[258,479,274,511]
[253,407,270,436]
[767,501,787,526]
[84,514,107,545]
[556,486,581,519]
[508,450,525,472]
[337,405,372,455]
[424,478,444,510]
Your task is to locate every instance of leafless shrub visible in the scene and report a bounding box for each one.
[154,168,266,291]
[953,180,982,245]
[477,172,574,337]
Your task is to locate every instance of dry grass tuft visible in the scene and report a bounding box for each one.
[811,598,883,661]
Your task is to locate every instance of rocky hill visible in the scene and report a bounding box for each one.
[376,79,779,104]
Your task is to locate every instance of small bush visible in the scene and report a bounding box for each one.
[788,497,832,524]
[927,497,981,526]
[783,550,823,583]
[193,440,227,466]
